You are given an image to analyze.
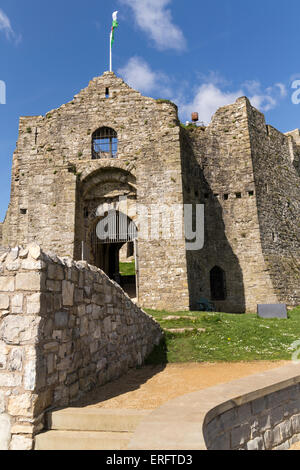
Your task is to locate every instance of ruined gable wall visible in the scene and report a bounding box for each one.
[2,113,77,255]
[247,105,300,306]
[186,98,278,313]
[3,73,190,311]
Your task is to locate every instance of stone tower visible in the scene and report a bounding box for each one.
[1,72,299,313]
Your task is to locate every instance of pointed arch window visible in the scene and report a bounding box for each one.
[92,127,118,159]
[210,266,227,301]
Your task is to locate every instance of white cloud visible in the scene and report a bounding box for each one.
[179,84,243,125]
[0,8,13,38]
[180,80,287,124]
[119,0,186,51]
[118,59,287,125]
[249,94,277,112]
[243,80,287,112]
[118,57,171,96]
[196,71,231,88]
[275,83,287,98]
[242,80,261,95]
[0,8,20,43]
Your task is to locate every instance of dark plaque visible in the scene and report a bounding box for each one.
[257,304,288,319]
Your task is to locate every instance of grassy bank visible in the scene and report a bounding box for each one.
[145,306,300,363]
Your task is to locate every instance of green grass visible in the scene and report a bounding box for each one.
[119,261,136,277]
[145,306,300,364]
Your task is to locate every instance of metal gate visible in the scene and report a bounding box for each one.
[95,210,137,244]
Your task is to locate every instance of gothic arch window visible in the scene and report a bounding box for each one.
[92,127,118,159]
[210,266,227,301]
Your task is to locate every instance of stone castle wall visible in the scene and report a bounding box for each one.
[247,104,300,306]
[2,72,190,312]
[0,244,162,450]
[183,98,279,313]
[285,128,300,176]
[1,73,299,313]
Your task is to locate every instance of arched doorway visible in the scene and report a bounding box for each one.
[76,166,138,298]
[91,210,138,299]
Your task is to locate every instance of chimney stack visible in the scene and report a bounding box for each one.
[191,112,199,123]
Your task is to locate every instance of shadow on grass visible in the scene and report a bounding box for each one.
[145,336,168,366]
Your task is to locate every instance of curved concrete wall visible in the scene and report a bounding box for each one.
[128,363,300,450]
[204,380,300,450]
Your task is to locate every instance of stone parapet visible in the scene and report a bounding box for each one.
[128,363,300,450]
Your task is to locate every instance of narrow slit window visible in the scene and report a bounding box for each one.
[223,194,229,201]
[105,88,110,98]
[236,192,242,199]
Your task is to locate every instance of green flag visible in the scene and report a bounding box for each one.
[111,11,119,46]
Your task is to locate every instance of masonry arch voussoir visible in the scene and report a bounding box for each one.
[78,160,137,182]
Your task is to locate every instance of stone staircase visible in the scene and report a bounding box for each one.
[34,408,150,450]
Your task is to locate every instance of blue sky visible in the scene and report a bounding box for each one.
[0,0,300,221]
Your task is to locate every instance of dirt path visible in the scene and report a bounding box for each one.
[75,361,288,410]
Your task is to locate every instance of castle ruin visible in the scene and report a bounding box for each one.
[1,72,299,313]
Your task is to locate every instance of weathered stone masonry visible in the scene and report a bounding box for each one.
[204,383,300,451]
[0,244,162,450]
[181,97,300,312]
[2,72,190,312]
[1,72,299,312]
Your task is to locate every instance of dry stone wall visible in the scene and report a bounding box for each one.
[0,243,162,450]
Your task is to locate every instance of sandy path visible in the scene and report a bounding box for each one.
[75,361,288,410]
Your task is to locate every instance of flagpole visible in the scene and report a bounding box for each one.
[110,31,112,72]
[110,11,118,73]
